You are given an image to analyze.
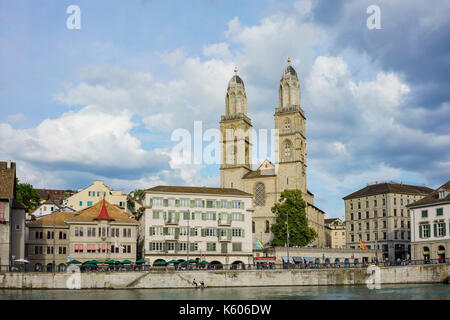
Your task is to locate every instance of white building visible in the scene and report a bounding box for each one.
[408,181,450,262]
[66,180,128,213]
[142,186,254,267]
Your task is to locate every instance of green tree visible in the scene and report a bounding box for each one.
[15,179,41,212]
[132,189,144,198]
[270,189,317,247]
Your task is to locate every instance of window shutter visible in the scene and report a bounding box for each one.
[434,224,437,237]
[163,227,168,235]
[149,198,153,206]
[227,201,231,209]
[201,228,206,237]
[175,199,180,207]
[241,201,244,209]
[241,214,244,222]
[443,223,446,236]
[149,242,153,251]
[202,212,206,220]
[202,200,205,208]
[163,212,167,220]
[190,200,195,208]
[175,212,180,222]
[190,227,195,236]
[163,242,168,253]
[216,201,220,208]
[227,229,231,239]
[163,199,168,207]
[419,225,422,239]
[227,214,232,225]
[175,228,180,239]
[149,227,154,236]
[183,211,189,220]
[213,212,216,220]
[190,242,195,251]
[242,229,245,237]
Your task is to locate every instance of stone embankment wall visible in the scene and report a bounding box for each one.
[0,264,448,289]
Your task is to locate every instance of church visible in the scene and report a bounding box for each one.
[219,59,325,248]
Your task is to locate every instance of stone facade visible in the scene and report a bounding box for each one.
[343,182,433,262]
[66,180,128,213]
[325,218,346,248]
[142,186,254,265]
[408,181,450,261]
[220,63,325,248]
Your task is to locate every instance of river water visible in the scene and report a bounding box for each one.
[0,284,449,300]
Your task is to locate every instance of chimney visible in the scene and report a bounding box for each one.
[6,159,11,169]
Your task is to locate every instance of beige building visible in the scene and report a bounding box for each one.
[27,211,74,271]
[219,62,325,248]
[408,181,450,262]
[66,180,128,212]
[142,186,254,266]
[0,160,26,270]
[343,182,433,262]
[324,218,346,249]
[66,198,139,263]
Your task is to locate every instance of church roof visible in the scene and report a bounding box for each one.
[228,75,245,89]
[242,170,276,179]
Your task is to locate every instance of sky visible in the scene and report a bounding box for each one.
[1,0,449,219]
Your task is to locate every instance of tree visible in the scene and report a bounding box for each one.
[270,189,317,247]
[15,179,41,212]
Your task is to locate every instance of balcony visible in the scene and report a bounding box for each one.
[218,234,232,242]
[165,218,179,225]
[218,218,232,226]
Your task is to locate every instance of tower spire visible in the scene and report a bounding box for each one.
[94,195,115,221]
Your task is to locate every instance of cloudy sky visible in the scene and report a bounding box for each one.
[1,0,449,218]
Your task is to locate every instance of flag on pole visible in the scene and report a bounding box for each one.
[255,238,265,249]
[360,238,367,250]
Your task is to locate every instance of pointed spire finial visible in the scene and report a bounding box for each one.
[234,66,238,74]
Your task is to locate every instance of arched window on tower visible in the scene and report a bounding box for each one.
[252,221,255,234]
[265,220,270,233]
[284,119,291,131]
[284,141,292,160]
[255,183,265,206]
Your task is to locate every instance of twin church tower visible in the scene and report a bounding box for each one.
[219,59,325,247]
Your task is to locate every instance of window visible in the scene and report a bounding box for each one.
[358,202,361,209]
[394,209,397,216]
[350,203,353,210]
[366,222,370,230]
[0,202,6,222]
[366,234,370,241]
[284,119,291,131]
[87,201,92,206]
[366,201,369,208]
[284,141,291,158]
[421,210,428,218]
[180,199,190,207]
[358,223,361,231]
[350,224,354,231]
[394,220,398,228]
[394,198,397,205]
[383,232,387,240]
[436,208,443,216]
[350,213,354,220]
[252,221,255,233]
[383,209,386,217]
[265,221,270,233]
[220,200,227,208]
[255,183,265,206]
[401,220,404,228]
[231,201,242,209]
[350,234,354,242]
[358,212,361,219]
[422,224,430,238]
[206,242,216,251]
[205,228,215,237]
[232,228,242,237]
[79,201,83,207]
[382,198,386,206]
[383,220,387,229]
[167,242,175,251]
[438,190,446,199]
[400,198,403,205]
[394,231,398,240]
[401,209,404,217]
[374,210,377,218]
[437,223,446,237]
[232,242,242,252]
[373,199,377,207]
[151,242,163,251]
[195,199,203,208]
[206,200,216,208]
[366,211,369,219]
[153,198,163,207]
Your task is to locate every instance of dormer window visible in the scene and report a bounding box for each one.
[438,189,447,199]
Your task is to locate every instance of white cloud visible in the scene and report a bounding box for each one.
[6,113,27,123]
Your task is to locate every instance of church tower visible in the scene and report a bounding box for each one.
[220,67,252,190]
[274,58,307,195]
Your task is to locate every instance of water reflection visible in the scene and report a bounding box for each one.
[0,284,449,300]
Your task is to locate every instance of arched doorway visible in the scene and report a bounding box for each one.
[354,258,359,266]
[58,264,66,272]
[46,263,53,272]
[210,261,223,270]
[231,260,245,270]
[34,263,42,272]
[423,246,430,263]
[324,258,330,265]
[314,258,320,265]
[437,246,446,263]
[334,258,340,264]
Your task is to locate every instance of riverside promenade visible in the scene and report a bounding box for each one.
[0,263,448,289]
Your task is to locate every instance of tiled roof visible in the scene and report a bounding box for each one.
[145,185,252,196]
[407,181,450,208]
[242,170,276,179]
[36,189,74,202]
[68,200,138,224]
[12,199,26,210]
[28,211,75,227]
[343,182,433,200]
[0,161,16,198]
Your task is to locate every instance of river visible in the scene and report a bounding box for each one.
[0,284,449,300]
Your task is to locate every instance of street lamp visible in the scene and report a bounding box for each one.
[286,212,290,270]
[53,210,56,273]
[186,209,190,269]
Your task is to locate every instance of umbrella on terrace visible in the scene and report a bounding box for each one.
[121,260,132,264]
[136,259,146,264]
[84,260,101,264]
[153,261,167,266]
[188,259,197,263]
[14,259,30,263]
[66,260,81,265]
[168,259,180,264]
[198,260,210,265]
[105,260,120,264]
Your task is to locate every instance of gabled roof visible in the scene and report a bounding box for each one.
[407,181,450,208]
[145,185,252,197]
[0,161,16,199]
[28,211,75,227]
[343,182,433,200]
[67,200,138,224]
[36,189,73,202]
[242,170,276,179]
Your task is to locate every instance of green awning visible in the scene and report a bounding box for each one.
[66,260,81,265]
[438,251,445,255]
[168,259,180,264]
[423,252,430,256]
[121,260,132,264]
